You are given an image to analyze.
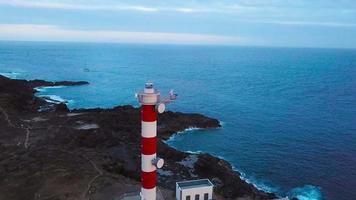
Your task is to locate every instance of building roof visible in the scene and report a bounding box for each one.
[177,179,213,190]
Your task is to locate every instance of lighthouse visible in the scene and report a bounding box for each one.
[136,82,177,200]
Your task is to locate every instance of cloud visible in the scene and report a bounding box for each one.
[2,0,356,17]
[1,1,355,29]
[0,0,219,13]
[0,0,259,14]
[0,0,160,12]
[174,8,196,13]
[0,24,246,45]
[0,0,206,13]
[240,20,356,27]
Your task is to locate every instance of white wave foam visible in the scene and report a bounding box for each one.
[39,95,73,105]
[0,71,21,79]
[185,150,203,154]
[167,124,222,143]
[165,125,282,196]
[238,172,280,194]
[239,174,322,200]
[42,95,66,102]
[164,120,322,200]
[35,86,66,92]
[165,127,202,143]
[288,185,322,200]
[177,127,201,133]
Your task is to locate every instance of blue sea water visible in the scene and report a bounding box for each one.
[1,41,355,200]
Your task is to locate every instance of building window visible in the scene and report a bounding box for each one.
[204,193,209,200]
[195,194,200,200]
[186,195,191,200]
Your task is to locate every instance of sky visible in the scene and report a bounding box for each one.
[0,0,356,48]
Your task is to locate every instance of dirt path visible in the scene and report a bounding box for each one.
[56,148,104,200]
[0,105,32,148]
[24,127,30,148]
[0,105,15,128]
[81,155,104,200]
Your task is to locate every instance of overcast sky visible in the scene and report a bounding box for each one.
[0,0,356,48]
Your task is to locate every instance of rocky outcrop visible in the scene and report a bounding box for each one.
[158,111,221,140]
[0,75,277,200]
[0,75,88,113]
[28,79,89,88]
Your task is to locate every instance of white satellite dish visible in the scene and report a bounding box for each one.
[157,103,166,114]
[152,157,164,169]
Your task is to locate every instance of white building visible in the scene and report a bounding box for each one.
[176,179,213,200]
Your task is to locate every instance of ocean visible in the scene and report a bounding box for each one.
[1,41,355,200]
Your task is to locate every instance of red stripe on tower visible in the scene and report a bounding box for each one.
[141,137,157,155]
[142,105,157,122]
[141,171,157,189]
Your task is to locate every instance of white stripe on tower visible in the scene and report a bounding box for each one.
[141,153,157,172]
[141,121,157,138]
[141,188,156,200]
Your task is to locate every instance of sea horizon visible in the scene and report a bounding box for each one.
[1,40,356,51]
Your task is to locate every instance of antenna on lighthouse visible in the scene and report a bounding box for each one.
[136,82,177,200]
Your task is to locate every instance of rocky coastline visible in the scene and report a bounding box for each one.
[0,75,278,200]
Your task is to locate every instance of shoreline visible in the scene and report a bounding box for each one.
[35,88,278,197]
[165,124,321,200]
[0,74,280,200]
[36,90,278,196]
[164,127,280,194]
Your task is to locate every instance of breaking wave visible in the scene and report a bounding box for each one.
[35,86,66,92]
[185,150,204,154]
[0,71,21,79]
[233,169,322,200]
[167,128,323,200]
[39,94,73,105]
[178,127,202,133]
[237,170,280,194]
[288,185,322,200]
[165,127,202,143]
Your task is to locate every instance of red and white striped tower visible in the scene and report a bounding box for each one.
[136,82,176,200]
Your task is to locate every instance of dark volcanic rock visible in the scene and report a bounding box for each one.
[0,75,40,113]
[0,75,88,113]
[55,103,70,112]
[0,75,278,200]
[28,79,89,88]
[158,111,221,140]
